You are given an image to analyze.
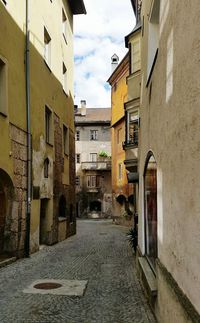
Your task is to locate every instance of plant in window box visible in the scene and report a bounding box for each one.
[98,150,111,161]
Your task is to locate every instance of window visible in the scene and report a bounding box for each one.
[127,111,139,146]
[1,0,7,5]
[87,175,100,188]
[144,154,157,270]
[0,57,7,116]
[147,0,160,82]
[45,106,52,144]
[62,63,67,94]
[90,153,97,162]
[62,9,67,42]
[131,39,141,73]
[76,131,80,141]
[44,158,49,178]
[76,176,80,186]
[44,27,51,67]
[118,163,122,180]
[76,154,80,163]
[63,125,69,155]
[90,130,98,141]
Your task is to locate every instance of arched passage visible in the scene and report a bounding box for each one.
[144,153,157,269]
[0,169,14,254]
[90,200,101,212]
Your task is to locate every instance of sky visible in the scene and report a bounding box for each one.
[74,0,136,108]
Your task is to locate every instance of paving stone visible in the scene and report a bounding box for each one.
[0,220,156,323]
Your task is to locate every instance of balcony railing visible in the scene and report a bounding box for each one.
[123,135,138,149]
[81,160,111,171]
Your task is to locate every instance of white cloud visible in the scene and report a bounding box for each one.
[74,0,136,108]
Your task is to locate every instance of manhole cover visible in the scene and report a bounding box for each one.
[34,282,62,290]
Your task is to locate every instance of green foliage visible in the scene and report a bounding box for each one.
[127,227,138,252]
[98,150,108,157]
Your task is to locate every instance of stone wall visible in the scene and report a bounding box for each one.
[9,123,27,257]
[53,113,75,243]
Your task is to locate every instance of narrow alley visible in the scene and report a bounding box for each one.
[0,220,155,323]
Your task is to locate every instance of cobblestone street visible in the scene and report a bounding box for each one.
[0,220,156,323]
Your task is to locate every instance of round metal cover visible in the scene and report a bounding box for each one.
[33,282,62,290]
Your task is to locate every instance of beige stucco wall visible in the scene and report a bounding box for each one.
[138,0,200,319]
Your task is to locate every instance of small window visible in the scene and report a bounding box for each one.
[76,176,80,186]
[45,106,52,144]
[62,63,67,94]
[90,130,98,141]
[62,9,67,42]
[127,111,139,146]
[44,158,49,178]
[0,57,7,116]
[90,153,97,162]
[1,0,7,5]
[131,39,141,74]
[76,131,80,141]
[87,175,100,188]
[63,125,69,155]
[118,163,122,180]
[44,27,51,67]
[76,154,80,163]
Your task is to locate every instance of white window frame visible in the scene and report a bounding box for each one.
[62,9,68,43]
[44,27,51,68]
[90,130,98,141]
[0,56,8,116]
[62,62,67,94]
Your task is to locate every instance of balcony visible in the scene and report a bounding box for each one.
[81,160,111,171]
[123,135,138,149]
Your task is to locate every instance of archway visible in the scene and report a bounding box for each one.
[59,195,67,217]
[90,200,101,212]
[0,169,14,254]
[144,154,157,270]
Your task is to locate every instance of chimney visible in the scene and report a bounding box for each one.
[80,100,86,116]
[111,54,119,72]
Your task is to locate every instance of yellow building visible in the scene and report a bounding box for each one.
[108,54,133,224]
[0,0,86,259]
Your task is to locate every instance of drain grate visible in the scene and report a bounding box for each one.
[34,282,62,290]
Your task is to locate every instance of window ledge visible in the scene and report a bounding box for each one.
[58,217,67,222]
[44,59,52,73]
[138,257,157,301]
[46,141,53,148]
[0,111,7,118]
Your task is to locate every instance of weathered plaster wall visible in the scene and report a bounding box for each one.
[139,0,200,319]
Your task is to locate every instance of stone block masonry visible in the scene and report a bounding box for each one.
[9,124,28,257]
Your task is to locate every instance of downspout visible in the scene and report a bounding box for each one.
[25,0,31,257]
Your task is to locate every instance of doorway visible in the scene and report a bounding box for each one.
[40,199,48,245]
[0,189,6,253]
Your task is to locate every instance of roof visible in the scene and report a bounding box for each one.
[125,20,141,48]
[68,0,86,15]
[75,108,111,124]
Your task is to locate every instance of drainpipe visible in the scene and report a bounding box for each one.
[25,0,31,257]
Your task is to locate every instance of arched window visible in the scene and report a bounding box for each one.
[144,154,157,270]
[44,158,49,178]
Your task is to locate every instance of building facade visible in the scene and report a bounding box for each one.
[75,102,112,218]
[108,54,134,224]
[0,0,86,258]
[132,0,200,321]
